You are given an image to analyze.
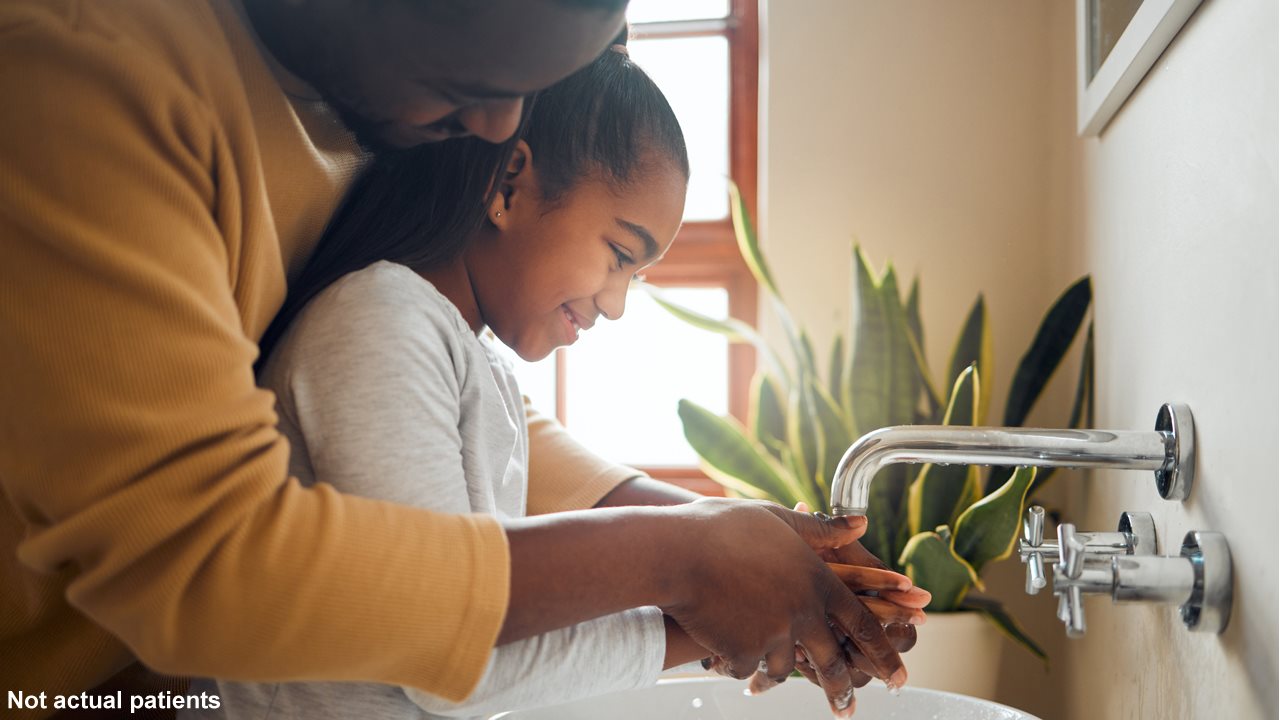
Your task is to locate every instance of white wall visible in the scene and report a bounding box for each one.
[760,1,1278,717]
[759,2,1070,715]
[1056,0,1278,717]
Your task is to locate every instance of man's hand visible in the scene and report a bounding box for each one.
[728,502,930,710]
[659,498,906,717]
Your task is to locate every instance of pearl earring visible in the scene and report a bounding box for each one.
[495,211,502,218]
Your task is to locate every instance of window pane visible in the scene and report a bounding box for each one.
[629,37,729,221]
[493,339,558,419]
[626,0,729,24]
[565,287,729,467]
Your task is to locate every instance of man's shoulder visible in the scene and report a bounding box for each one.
[2,0,226,59]
[0,0,245,105]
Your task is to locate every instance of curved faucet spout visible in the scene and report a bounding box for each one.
[828,403,1194,516]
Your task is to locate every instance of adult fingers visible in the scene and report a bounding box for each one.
[885,623,919,652]
[860,596,927,626]
[759,640,797,685]
[824,538,892,570]
[798,624,859,718]
[766,503,868,550]
[746,641,796,697]
[794,646,816,679]
[826,563,912,592]
[828,588,907,690]
[747,670,781,696]
[718,654,762,681]
[877,586,933,609]
[796,644,874,691]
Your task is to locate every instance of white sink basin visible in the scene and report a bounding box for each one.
[491,677,1041,720]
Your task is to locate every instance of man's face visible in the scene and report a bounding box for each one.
[296,1,625,150]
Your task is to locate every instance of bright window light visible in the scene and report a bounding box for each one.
[629,36,730,222]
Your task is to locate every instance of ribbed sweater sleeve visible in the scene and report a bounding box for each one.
[0,1,507,704]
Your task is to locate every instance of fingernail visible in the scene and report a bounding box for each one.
[913,611,927,625]
[886,667,908,691]
[814,511,832,521]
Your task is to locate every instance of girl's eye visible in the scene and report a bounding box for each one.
[611,244,633,271]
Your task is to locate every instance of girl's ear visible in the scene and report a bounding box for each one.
[490,139,533,228]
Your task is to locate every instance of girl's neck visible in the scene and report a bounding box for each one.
[417,257,484,333]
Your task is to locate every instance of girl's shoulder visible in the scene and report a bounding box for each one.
[310,261,472,339]
[265,261,476,384]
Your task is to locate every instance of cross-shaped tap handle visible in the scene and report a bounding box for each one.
[1057,584,1086,637]
[1019,506,1049,594]
[1058,523,1087,579]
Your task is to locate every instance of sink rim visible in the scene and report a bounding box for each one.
[491,675,1043,720]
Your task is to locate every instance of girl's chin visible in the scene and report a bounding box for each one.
[512,341,558,364]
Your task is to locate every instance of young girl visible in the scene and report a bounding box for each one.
[191,42,926,720]
[187,45,705,720]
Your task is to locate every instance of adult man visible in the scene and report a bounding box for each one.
[0,1,905,717]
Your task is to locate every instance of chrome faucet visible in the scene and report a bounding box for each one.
[829,403,1194,516]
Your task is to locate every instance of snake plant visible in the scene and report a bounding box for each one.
[649,185,1094,662]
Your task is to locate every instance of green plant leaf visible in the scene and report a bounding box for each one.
[864,465,912,570]
[901,275,944,418]
[907,366,981,535]
[785,381,823,510]
[880,268,919,427]
[960,596,1048,665]
[946,296,992,425]
[847,250,917,436]
[726,182,810,378]
[898,530,981,611]
[846,247,887,436]
[1003,275,1092,426]
[905,276,924,351]
[647,284,791,387]
[750,373,788,461]
[677,399,800,506]
[729,181,778,298]
[952,466,1037,576]
[1029,320,1096,496]
[827,334,845,409]
[810,380,853,511]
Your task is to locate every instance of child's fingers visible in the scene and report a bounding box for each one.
[876,586,933,609]
[825,562,912,592]
[860,596,927,626]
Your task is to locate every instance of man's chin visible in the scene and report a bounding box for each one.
[325,99,417,153]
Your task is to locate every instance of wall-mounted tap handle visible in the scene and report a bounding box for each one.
[1023,505,1045,546]
[1059,584,1080,632]
[1020,506,1049,594]
[1026,552,1047,593]
[1058,524,1086,579]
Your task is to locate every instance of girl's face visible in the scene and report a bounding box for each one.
[464,142,686,362]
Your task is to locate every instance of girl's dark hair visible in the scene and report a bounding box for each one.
[258,45,687,365]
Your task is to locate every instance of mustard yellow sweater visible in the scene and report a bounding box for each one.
[0,0,634,713]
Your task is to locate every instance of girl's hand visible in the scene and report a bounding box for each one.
[731,502,930,706]
[659,498,906,718]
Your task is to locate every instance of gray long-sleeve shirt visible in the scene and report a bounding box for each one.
[185,261,664,720]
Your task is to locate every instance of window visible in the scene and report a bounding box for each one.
[502,0,759,494]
